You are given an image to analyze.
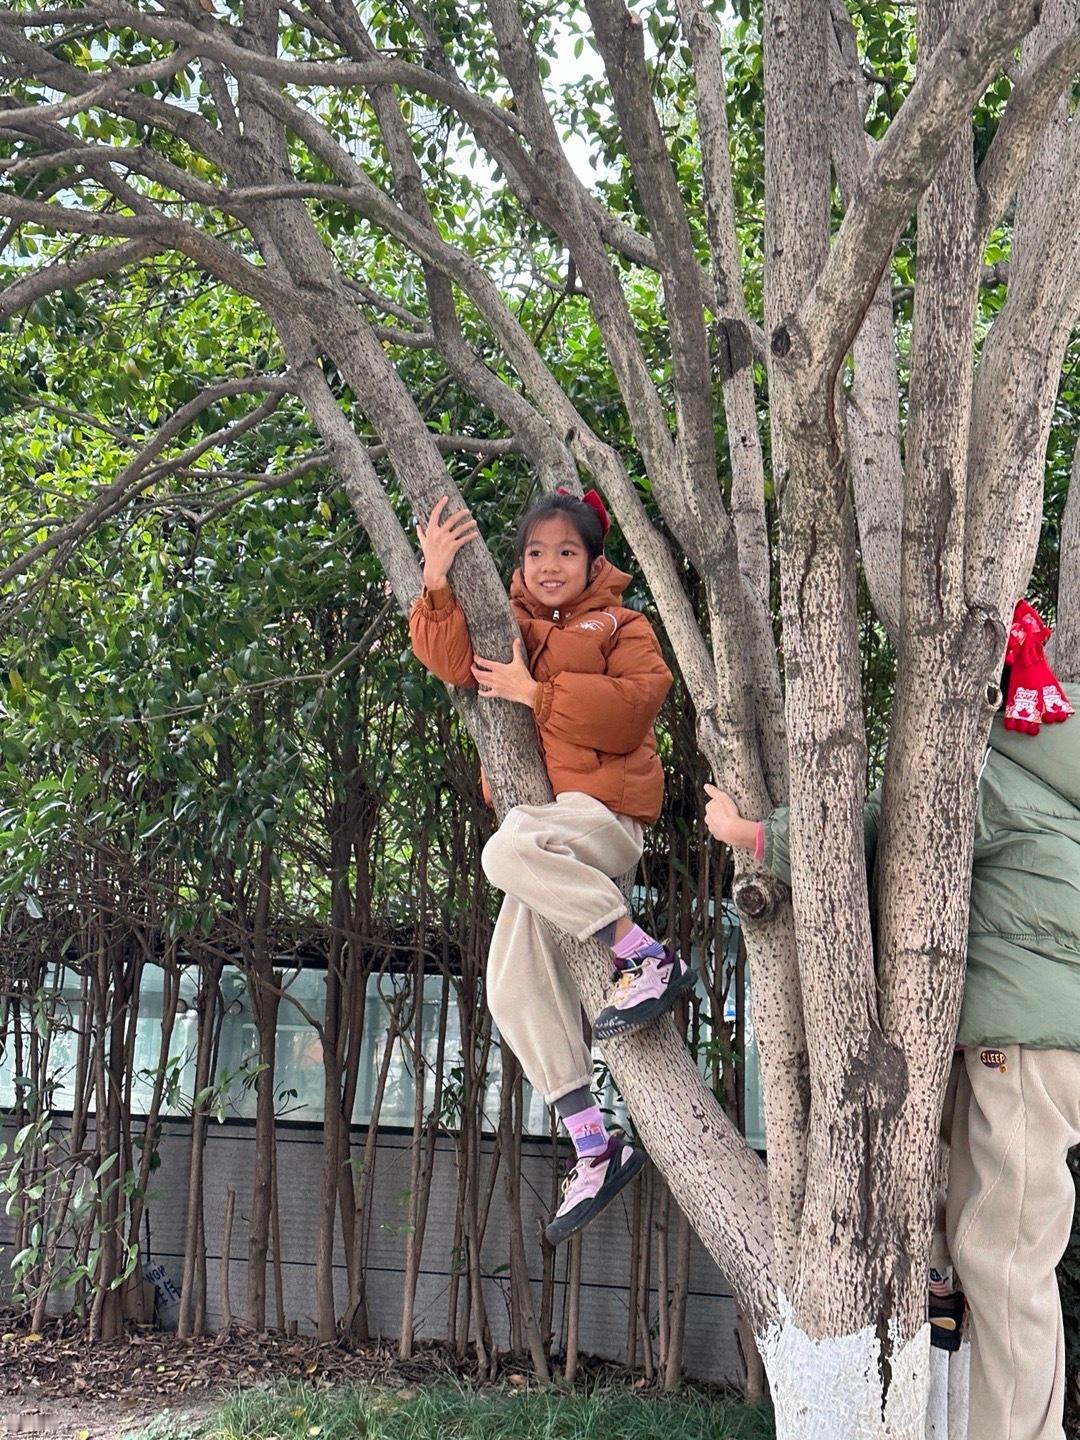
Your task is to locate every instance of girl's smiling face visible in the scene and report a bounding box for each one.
[522,515,601,611]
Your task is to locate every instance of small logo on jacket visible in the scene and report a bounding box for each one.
[979,1049,1008,1073]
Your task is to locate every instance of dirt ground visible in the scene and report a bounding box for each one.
[0,1322,472,1440]
[0,1393,215,1440]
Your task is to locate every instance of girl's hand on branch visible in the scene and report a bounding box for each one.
[703,783,759,851]
[472,639,539,708]
[416,496,480,591]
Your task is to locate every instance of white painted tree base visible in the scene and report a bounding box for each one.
[758,1294,935,1440]
[926,1348,949,1436]
[947,1342,970,1440]
[923,1338,970,1439]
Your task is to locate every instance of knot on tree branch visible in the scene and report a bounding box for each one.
[770,323,792,359]
[954,604,1009,701]
[732,871,786,924]
[715,318,753,383]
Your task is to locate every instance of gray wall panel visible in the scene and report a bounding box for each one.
[3,1120,743,1385]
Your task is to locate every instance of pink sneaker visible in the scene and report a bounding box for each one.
[593,946,696,1039]
[544,1136,647,1246]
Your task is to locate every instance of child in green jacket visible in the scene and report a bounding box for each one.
[704,600,1080,1440]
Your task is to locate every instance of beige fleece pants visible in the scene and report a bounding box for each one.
[945,1044,1080,1440]
[480,792,643,1104]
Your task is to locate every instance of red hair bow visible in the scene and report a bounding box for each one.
[555,486,610,539]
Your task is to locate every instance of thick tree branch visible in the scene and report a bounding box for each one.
[0,237,161,321]
[869,0,993,1353]
[901,0,981,641]
[0,48,193,129]
[760,0,837,1306]
[678,0,771,607]
[975,24,1080,234]
[795,0,1042,379]
[964,123,1080,612]
[825,0,904,641]
[285,354,428,608]
[0,197,296,312]
[585,0,719,523]
[672,0,787,803]
[967,0,1080,614]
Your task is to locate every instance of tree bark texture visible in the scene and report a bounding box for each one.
[2,0,1078,1430]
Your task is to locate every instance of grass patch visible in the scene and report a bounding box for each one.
[173,1379,774,1440]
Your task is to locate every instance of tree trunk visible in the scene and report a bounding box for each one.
[1054,437,1080,680]
[246,843,281,1333]
[498,1055,549,1380]
[178,956,223,1339]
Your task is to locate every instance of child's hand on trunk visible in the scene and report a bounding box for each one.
[472,639,539,708]
[416,496,480,591]
[704,784,759,852]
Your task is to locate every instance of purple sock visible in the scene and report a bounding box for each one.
[563,1104,608,1158]
[611,923,665,970]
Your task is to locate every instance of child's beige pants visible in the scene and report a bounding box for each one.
[946,1043,1080,1440]
[480,792,643,1104]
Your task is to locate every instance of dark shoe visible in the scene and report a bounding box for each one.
[593,946,696,1039]
[544,1136,647,1246]
[929,1290,966,1353]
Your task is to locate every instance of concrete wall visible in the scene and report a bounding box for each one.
[132,1120,744,1382]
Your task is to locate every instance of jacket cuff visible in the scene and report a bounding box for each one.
[762,815,778,875]
[534,680,555,725]
[421,584,454,613]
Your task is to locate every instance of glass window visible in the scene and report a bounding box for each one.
[0,932,765,1149]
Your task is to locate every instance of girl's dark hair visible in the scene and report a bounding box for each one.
[515,492,605,566]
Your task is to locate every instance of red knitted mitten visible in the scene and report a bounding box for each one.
[1003,600,1075,733]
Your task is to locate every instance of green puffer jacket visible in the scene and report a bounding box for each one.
[762,687,1080,1050]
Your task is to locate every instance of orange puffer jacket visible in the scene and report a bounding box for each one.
[409,560,672,825]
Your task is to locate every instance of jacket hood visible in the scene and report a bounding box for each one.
[989,684,1080,810]
[510,556,632,618]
